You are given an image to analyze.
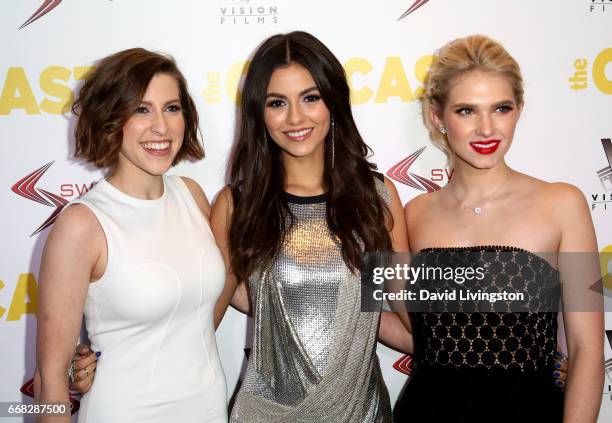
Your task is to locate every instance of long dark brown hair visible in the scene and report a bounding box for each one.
[229,31,392,281]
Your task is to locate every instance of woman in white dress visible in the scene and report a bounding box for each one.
[35,48,228,423]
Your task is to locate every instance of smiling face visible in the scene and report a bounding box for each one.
[116,73,185,178]
[263,63,331,163]
[432,70,522,170]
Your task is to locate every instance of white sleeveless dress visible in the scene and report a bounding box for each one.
[74,175,227,423]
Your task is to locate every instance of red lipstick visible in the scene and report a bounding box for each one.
[469,139,501,155]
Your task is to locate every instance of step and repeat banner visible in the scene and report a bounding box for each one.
[1,0,611,421]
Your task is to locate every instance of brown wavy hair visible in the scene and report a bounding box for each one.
[73,48,203,168]
[228,31,392,281]
[422,34,524,160]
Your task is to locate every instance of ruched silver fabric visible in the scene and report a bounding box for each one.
[230,177,393,423]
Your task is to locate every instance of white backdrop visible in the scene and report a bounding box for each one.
[1,0,611,421]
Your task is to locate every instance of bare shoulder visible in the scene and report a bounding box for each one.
[52,203,102,240]
[541,182,591,226]
[210,186,232,242]
[382,175,402,204]
[44,203,104,257]
[540,182,596,251]
[512,172,584,203]
[210,185,234,229]
[404,191,437,223]
[180,176,211,218]
[383,175,399,195]
[512,173,589,216]
[541,182,588,207]
[211,185,233,212]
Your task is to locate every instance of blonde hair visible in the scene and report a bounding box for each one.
[422,34,524,159]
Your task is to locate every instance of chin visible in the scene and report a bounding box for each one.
[142,162,174,176]
[455,154,501,170]
[283,145,321,159]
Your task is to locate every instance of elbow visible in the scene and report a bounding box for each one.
[567,345,605,378]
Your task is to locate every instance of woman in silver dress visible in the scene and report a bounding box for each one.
[210,31,410,422]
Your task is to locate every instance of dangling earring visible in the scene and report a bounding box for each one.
[330,117,335,169]
[438,126,447,135]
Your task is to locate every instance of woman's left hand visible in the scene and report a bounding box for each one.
[553,351,568,390]
[70,344,99,394]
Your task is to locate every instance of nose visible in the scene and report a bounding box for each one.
[476,113,494,137]
[151,110,168,135]
[287,103,304,126]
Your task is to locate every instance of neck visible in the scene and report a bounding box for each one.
[448,158,512,203]
[107,164,165,200]
[282,151,325,196]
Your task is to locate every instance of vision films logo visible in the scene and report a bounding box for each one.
[591,138,612,211]
[18,0,62,30]
[219,0,279,25]
[11,162,94,236]
[588,0,611,13]
[386,147,452,193]
[605,330,612,401]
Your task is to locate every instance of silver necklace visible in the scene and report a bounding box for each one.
[447,171,512,215]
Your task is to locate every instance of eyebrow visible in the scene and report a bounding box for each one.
[266,86,319,99]
[139,99,181,106]
[450,99,515,108]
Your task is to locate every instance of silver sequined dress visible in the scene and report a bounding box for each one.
[230,176,393,423]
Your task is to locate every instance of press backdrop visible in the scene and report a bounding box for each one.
[1,1,611,421]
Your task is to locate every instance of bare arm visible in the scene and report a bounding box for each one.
[379,311,413,353]
[377,177,413,350]
[554,184,604,423]
[209,186,249,329]
[230,280,251,315]
[35,205,104,423]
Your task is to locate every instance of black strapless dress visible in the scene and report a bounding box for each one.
[393,246,564,423]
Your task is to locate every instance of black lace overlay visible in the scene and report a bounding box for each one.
[412,247,559,371]
[393,247,564,423]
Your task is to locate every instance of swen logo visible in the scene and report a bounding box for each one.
[11,162,68,236]
[387,147,451,193]
[19,0,63,30]
[398,0,430,20]
[11,162,94,236]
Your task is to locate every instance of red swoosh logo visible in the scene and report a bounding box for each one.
[19,0,63,30]
[11,161,54,205]
[410,172,441,193]
[386,147,441,193]
[398,0,430,20]
[11,161,68,236]
[31,189,68,236]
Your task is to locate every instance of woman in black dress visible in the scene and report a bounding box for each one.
[394,34,603,422]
